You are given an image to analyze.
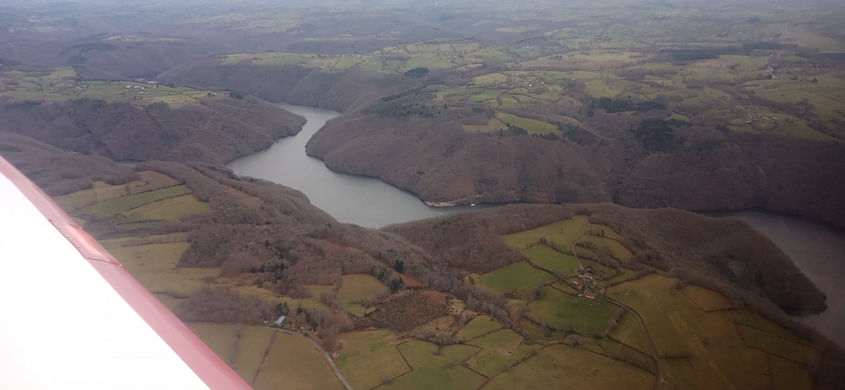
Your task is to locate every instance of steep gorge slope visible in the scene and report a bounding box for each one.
[0,96,304,165]
[308,113,845,228]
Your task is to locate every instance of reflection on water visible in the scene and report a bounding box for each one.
[227,103,479,228]
[716,210,845,347]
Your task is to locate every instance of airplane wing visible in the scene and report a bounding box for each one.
[0,156,251,389]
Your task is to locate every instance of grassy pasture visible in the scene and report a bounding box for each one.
[771,355,813,390]
[456,315,503,342]
[337,330,409,390]
[520,319,560,343]
[521,51,642,71]
[123,193,211,221]
[103,241,217,296]
[528,287,617,335]
[522,245,579,276]
[609,311,651,354]
[465,329,537,377]
[221,41,510,74]
[131,171,181,193]
[238,285,331,313]
[344,303,372,316]
[589,223,624,241]
[0,67,219,105]
[187,323,238,363]
[727,105,833,141]
[580,235,633,260]
[78,185,191,217]
[736,324,815,364]
[661,358,697,390]
[496,112,559,135]
[583,338,657,374]
[502,215,590,250]
[92,180,132,201]
[608,275,707,354]
[305,284,333,299]
[732,310,804,343]
[463,117,508,133]
[607,274,813,389]
[682,285,733,312]
[783,29,845,52]
[477,261,556,298]
[59,171,180,213]
[744,75,845,130]
[98,232,189,247]
[254,332,345,390]
[54,188,98,211]
[484,344,653,390]
[383,341,484,390]
[336,274,388,303]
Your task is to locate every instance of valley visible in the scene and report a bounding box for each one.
[0,0,844,389]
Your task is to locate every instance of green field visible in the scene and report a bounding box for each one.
[220,41,514,74]
[54,188,99,211]
[336,274,388,303]
[609,311,651,353]
[682,285,734,312]
[496,112,559,135]
[123,193,211,221]
[579,236,633,260]
[737,324,815,363]
[484,345,653,390]
[502,215,590,250]
[771,355,813,390]
[456,315,503,342]
[383,340,484,390]
[477,261,556,298]
[464,329,537,377]
[523,245,580,276]
[607,274,816,389]
[528,287,617,335]
[188,323,239,363]
[336,330,410,389]
[55,179,146,211]
[232,326,275,382]
[0,67,220,106]
[582,338,657,374]
[254,332,345,390]
[78,185,192,217]
[103,242,217,295]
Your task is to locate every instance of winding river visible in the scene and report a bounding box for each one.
[227,104,478,228]
[229,103,845,347]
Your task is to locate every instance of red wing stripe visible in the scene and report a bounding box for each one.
[0,156,251,390]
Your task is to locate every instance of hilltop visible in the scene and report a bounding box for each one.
[0,67,304,165]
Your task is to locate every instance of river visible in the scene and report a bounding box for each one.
[229,104,845,347]
[227,103,479,228]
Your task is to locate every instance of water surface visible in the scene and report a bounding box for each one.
[228,104,478,228]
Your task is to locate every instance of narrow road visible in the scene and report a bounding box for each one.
[571,233,588,268]
[602,296,664,390]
